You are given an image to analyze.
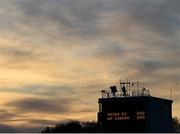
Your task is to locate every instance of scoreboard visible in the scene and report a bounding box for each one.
[98,96,173,132]
[98,80,173,133]
[107,111,145,121]
[98,97,148,132]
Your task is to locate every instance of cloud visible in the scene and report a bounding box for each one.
[2,0,180,41]
[0,0,104,42]
[0,109,19,121]
[0,46,40,65]
[127,0,180,36]
[18,0,109,38]
[0,124,16,133]
[1,83,73,96]
[1,0,179,95]
[5,97,73,114]
[129,59,165,75]
[4,95,96,114]
[1,0,180,132]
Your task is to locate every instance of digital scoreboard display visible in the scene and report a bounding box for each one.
[98,96,173,132]
[98,98,149,131]
[107,111,145,121]
[98,99,148,132]
[100,100,147,120]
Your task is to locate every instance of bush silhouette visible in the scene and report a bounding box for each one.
[173,117,180,132]
[42,121,82,133]
[41,121,102,133]
[42,118,180,133]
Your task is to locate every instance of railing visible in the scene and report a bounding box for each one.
[101,90,150,98]
[132,90,150,97]
[100,80,150,99]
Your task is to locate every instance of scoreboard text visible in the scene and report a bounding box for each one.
[107,111,145,121]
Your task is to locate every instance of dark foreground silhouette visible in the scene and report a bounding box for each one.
[41,121,102,133]
[41,117,180,133]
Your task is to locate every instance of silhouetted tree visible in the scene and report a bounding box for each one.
[42,126,50,133]
[42,118,180,133]
[41,121,82,133]
[41,121,101,133]
[82,121,101,132]
[173,117,180,132]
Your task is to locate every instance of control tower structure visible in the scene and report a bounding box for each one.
[98,80,173,132]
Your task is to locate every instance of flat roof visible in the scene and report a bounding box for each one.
[98,96,173,103]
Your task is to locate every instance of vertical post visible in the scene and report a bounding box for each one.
[107,93,109,98]
[101,90,104,98]
[120,80,122,96]
[137,79,139,96]
[120,79,122,96]
[137,80,139,90]
[170,88,172,100]
[129,80,131,96]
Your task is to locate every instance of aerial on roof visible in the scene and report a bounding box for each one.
[101,79,150,98]
[98,79,173,132]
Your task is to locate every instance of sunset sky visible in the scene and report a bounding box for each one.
[1,0,180,132]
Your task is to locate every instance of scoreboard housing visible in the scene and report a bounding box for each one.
[98,96,173,132]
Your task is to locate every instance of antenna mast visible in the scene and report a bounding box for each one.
[170,88,172,100]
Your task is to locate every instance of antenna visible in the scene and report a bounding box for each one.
[170,88,172,100]
[110,86,117,97]
[101,90,105,98]
[120,79,130,96]
[100,79,150,98]
[137,78,139,90]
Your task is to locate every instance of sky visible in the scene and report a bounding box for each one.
[0,0,180,132]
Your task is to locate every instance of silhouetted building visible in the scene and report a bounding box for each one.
[98,80,173,132]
